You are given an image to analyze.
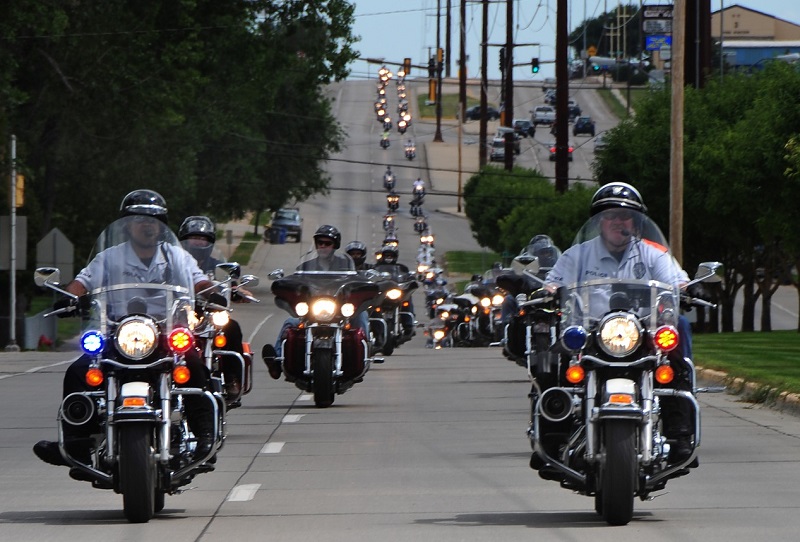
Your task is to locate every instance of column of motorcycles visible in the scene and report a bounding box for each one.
[33,218,258,523]
[375,65,413,151]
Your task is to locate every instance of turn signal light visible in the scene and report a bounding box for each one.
[566,365,585,384]
[654,325,679,352]
[122,397,147,407]
[85,368,104,387]
[655,364,674,384]
[173,365,191,384]
[214,334,227,348]
[168,328,194,354]
[608,393,634,405]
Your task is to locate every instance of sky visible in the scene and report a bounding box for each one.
[349,1,800,82]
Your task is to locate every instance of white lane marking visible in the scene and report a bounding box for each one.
[0,359,74,380]
[261,442,285,454]
[297,394,313,401]
[282,414,305,423]
[247,314,274,344]
[227,484,261,502]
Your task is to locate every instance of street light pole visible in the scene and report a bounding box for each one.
[434,0,444,142]
[5,135,19,352]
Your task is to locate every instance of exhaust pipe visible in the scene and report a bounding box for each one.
[61,393,96,426]
[539,388,575,422]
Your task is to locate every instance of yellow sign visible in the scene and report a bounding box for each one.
[587,46,597,57]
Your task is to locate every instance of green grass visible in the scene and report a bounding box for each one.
[229,232,261,265]
[597,88,629,119]
[417,94,487,120]
[444,250,503,275]
[693,331,800,397]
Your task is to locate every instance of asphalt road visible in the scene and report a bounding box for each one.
[3,78,800,540]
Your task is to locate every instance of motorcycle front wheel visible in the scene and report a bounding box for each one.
[119,423,157,523]
[600,420,637,526]
[313,349,335,408]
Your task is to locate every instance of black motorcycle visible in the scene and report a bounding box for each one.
[369,263,417,355]
[268,253,384,407]
[34,218,224,523]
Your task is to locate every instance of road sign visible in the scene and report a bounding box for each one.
[643,19,672,34]
[587,45,597,57]
[643,5,673,19]
[646,35,672,51]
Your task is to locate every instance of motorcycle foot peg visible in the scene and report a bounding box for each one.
[371,356,385,364]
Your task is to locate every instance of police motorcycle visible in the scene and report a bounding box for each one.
[267,251,384,407]
[369,258,418,356]
[525,212,723,525]
[386,191,400,212]
[446,278,484,347]
[193,262,259,410]
[34,218,224,523]
[410,183,425,217]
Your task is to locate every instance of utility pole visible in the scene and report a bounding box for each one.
[554,0,569,193]
[446,0,452,78]
[479,0,488,168]
[5,135,19,352]
[670,0,686,264]
[459,0,466,122]
[503,0,514,171]
[434,0,444,142]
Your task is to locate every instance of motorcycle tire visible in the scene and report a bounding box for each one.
[600,420,637,526]
[381,334,395,356]
[119,423,157,523]
[312,349,335,408]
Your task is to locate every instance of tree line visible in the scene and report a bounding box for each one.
[464,62,800,333]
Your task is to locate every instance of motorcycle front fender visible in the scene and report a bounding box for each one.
[114,381,159,423]
[595,378,644,421]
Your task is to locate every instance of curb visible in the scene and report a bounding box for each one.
[697,366,800,417]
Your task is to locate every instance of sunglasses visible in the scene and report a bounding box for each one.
[602,210,634,221]
[315,239,334,247]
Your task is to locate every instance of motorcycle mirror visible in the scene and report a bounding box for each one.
[239,274,259,287]
[34,267,61,287]
[268,269,285,280]
[695,261,724,284]
[216,262,241,281]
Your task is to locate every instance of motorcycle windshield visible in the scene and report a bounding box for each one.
[549,210,684,330]
[80,216,196,330]
[295,248,356,273]
[180,239,227,278]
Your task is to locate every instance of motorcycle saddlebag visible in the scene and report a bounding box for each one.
[341,327,367,381]
[283,327,305,379]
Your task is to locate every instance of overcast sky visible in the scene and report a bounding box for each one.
[349,1,800,82]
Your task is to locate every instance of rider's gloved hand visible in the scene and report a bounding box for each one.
[687,283,711,301]
[53,295,90,318]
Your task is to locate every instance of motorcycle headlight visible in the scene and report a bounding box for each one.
[341,303,355,317]
[311,298,337,321]
[491,294,505,306]
[433,329,446,340]
[386,288,402,300]
[295,302,309,317]
[115,317,158,360]
[435,297,445,305]
[597,313,643,357]
[480,297,491,308]
[211,310,230,327]
[440,310,450,320]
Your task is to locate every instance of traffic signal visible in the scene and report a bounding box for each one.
[531,58,540,74]
[428,57,435,78]
[403,57,411,75]
[499,47,506,72]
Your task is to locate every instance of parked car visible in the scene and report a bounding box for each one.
[549,142,574,161]
[573,116,596,136]
[594,133,608,153]
[462,105,500,121]
[531,105,556,125]
[513,118,535,138]
[269,207,303,242]
[489,138,507,162]
[495,127,521,154]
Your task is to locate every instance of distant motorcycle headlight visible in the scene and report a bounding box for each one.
[115,317,158,360]
[295,302,309,316]
[311,298,337,321]
[491,294,505,306]
[433,329,446,340]
[386,289,402,300]
[597,313,643,357]
[341,303,355,317]
[480,297,491,308]
[440,310,450,320]
[211,310,230,327]
[435,297,445,305]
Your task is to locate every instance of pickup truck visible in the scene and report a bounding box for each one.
[531,105,556,126]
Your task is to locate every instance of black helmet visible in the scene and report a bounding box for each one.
[381,244,399,264]
[313,224,341,249]
[178,216,216,243]
[345,241,368,266]
[120,189,168,224]
[590,182,647,216]
[526,234,561,269]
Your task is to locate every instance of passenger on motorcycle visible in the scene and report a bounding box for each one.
[543,181,696,463]
[33,190,219,472]
[262,225,356,379]
[179,215,251,400]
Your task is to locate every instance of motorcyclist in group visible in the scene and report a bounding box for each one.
[345,240,373,271]
[376,245,416,316]
[383,166,393,182]
[262,225,355,379]
[413,177,426,194]
[542,181,696,464]
[33,190,218,474]
[178,215,251,401]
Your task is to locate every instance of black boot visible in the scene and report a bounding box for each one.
[261,343,281,380]
[185,402,216,464]
[34,438,92,467]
